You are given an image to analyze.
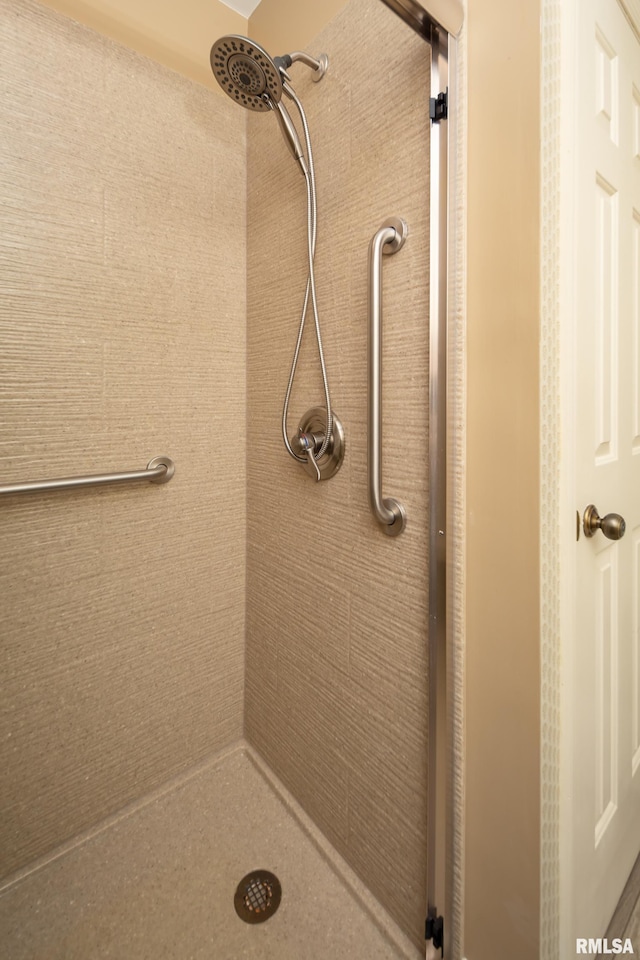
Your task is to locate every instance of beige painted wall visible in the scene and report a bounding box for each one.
[36,0,246,87]
[0,0,246,879]
[464,0,541,957]
[249,0,348,55]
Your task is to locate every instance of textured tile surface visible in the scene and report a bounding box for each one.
[0,744,420,959]
[0,0,246,878]
[245,0,431,948]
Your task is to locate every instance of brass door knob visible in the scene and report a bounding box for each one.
[583,504,626,540]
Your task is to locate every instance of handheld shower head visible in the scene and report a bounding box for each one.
[210,34,307,173]
[210,35,283,111]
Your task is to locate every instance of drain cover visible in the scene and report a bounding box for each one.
[234,870,282,924]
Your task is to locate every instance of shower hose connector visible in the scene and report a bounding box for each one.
[294,430,322,482]
[290,407,345,483]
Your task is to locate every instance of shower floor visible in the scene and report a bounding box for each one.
[0,743,419,959]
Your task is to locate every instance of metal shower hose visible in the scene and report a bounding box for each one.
[280,83,333,467]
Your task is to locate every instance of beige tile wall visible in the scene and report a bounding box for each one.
[0,0,246,880]
[245,0,431,948]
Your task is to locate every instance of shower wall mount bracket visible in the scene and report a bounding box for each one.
[292,407,345,481]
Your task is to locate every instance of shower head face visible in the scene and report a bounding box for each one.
[210,35,283,111]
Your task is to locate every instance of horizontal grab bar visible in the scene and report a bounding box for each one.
[368,217,407,536]
[0,456,175,497]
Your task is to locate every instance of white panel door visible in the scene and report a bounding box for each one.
[566,0,640,947]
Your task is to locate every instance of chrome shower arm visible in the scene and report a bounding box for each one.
[275,51,328,82]
[289,51,329,81]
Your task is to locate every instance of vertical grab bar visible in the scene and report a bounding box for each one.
[367,217,408,536]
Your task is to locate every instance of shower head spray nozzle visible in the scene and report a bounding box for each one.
[209,35,317,175]
[209,35,284,112]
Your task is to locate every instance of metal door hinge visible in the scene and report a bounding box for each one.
[429,90,448,122]
[426,913,444,956]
